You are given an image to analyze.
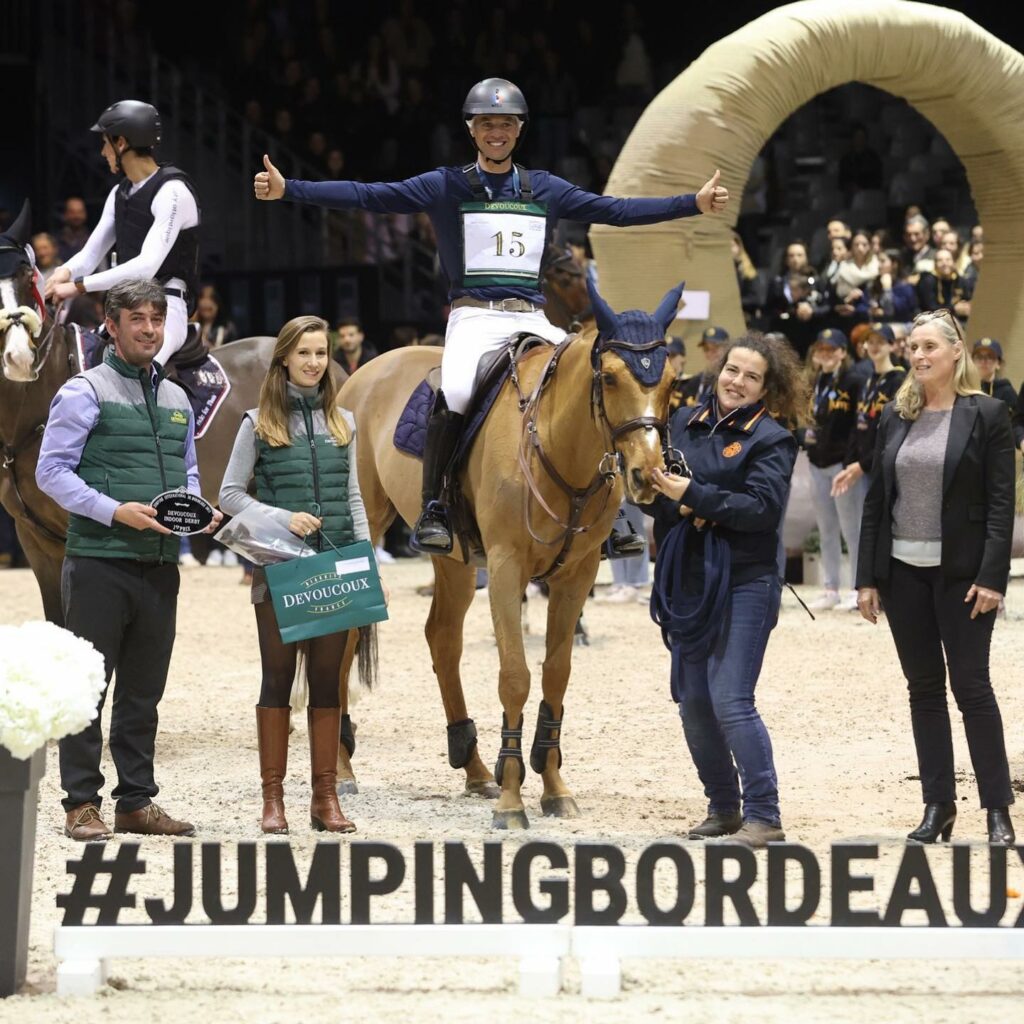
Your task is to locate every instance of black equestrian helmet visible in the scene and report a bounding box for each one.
[90,100,162,149]
[462,78,529,122]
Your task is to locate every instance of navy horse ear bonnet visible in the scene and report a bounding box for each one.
[586,278,684,386]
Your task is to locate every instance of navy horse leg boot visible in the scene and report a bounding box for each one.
[411,392,464,554]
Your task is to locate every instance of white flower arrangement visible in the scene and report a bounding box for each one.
[0,621,107,760]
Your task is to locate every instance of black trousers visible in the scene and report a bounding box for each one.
[59,556,179,814]
[879,558,1013,809]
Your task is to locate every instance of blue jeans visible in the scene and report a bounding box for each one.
[673,574,783,825]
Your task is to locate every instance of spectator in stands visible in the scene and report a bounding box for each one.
[961,239,983,283]
[802,328,862,612]
[939,228,960,258]
[194,286,238,349]
[831,323,908,500]
[929,217,952,251]
[666,336,688,413]
[766,241,815,319]
[901,214,935,284]
[870,227,894,255]
[357,34,401,117]
[838,123,883,198]
[771,272,828,358]
[30,232,63,286]
[65,293,104,331]
[614,3,654,103]
[305,131,328,171]
[971,339,1017,412]
[823,234,850,292]
[382,0,434,72]
[731,230,763,326]
[331,317,378,374]
[832,228,878,327]
[917,248,973,325]
[858,249,918,324]
[56,197,91,262]
[675,327,730,409]
[970,224,984,244]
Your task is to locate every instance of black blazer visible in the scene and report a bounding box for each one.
[856,393,1015,593]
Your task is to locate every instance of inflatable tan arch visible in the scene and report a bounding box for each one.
[591,0,1024,374]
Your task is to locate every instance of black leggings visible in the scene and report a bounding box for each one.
[255,601,345,708]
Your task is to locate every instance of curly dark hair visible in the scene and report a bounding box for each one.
[708,331,810,427]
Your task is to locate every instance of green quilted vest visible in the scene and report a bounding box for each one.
[65,349,190,562]
[252,393,355,552]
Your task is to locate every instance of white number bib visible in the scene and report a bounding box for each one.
[461,202,547,287]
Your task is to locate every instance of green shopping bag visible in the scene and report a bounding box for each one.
[265,538,389,643]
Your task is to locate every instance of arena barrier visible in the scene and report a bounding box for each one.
[53,922,1024,998]
[52,923,572,997]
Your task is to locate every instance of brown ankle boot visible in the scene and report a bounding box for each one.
[307,707,356,833]
[256,706,290,834]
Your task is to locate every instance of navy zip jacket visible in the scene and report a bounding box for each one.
[284,166,699,305]
[646,398,797,585]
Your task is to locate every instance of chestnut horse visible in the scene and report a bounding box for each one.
[0,203,282,623]
[337,280,682,828]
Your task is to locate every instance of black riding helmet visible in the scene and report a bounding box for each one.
[90,100,162,150]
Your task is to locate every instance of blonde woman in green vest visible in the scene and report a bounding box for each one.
[220,315,369,834]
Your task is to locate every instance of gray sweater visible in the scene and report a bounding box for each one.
[892,408,952,541]
[218,383,369,542]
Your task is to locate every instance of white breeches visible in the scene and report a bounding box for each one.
[441,307,566,414]
[154,289,189,368]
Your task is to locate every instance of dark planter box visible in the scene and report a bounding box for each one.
[0,745,45,997]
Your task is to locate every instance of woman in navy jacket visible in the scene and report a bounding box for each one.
[648,332,807,848]
[857,310,1015,845]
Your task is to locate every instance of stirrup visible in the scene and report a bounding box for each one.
[410,501,453,554]
[604,529,645,559]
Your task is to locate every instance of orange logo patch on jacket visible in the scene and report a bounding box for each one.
[722,442,743,458]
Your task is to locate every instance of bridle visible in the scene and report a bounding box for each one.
[510,332,679,581]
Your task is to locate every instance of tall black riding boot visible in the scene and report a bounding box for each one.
[411,393,464,554]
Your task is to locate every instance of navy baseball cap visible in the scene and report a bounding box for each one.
[666,336,686,356]
[867,322,896,343]
[815,328,848,349]
[700,326,729,346]
[972,337,1003,360]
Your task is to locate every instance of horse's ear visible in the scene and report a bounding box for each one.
[6,200,31,247]
[653,281,685,335]
[586,276,619,339]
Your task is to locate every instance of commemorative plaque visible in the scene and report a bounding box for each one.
[151,489,216,535]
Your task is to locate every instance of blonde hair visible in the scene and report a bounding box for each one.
[255,315,352,447]
[893,309,981,420]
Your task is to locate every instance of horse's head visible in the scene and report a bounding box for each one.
[541,243,592,331]
[0,201,46,382]
[588,278,683,504]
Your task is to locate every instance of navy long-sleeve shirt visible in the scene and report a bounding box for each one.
[284,165,700,304]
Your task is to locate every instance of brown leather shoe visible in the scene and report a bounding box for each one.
[256,705,290,834]
[114,803,196,837]
[724,821,786,848]
[307,707,356,833]
[64,803,113,842]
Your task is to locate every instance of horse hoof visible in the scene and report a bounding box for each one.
[465,779,501,799]
[336,779,359,795]
[492,808,530,830]
[540,795,581,818]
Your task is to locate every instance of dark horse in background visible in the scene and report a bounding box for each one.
[0,201,282,625]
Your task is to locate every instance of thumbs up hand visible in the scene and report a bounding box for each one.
[254,153,285,201]
[696,169,729,214]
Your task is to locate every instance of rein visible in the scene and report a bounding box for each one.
[512,333,668,581]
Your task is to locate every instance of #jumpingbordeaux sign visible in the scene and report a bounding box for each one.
[56,840,1024,927]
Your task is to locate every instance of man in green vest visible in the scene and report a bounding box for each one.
[36,278,222,841]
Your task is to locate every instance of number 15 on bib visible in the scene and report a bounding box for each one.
[460,201,547,288]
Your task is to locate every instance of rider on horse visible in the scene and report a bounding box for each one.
[254,77,730,553]
[45,100,202,370]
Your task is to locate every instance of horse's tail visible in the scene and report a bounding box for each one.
[356,624,379,690]
[292,641,310,711]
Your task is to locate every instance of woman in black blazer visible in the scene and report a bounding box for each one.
[857,309,1015,845]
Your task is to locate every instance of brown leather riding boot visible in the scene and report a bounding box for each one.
[256,705,290,834]
[307,707,357,833]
